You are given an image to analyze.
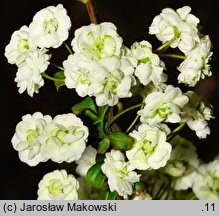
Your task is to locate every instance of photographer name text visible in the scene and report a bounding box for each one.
[3,202,117,213]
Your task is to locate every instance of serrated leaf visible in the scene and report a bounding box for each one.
[54,71,65,91]
[86,161,106,189]
[72,97,98,115]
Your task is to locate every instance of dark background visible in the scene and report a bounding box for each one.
[1,0,219,199]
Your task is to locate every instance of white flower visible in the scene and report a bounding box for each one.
[131,41,167,86]
[193,160,219,200]
[41,113,89,163]
[182,91,213,138]
[11,112,52,166]
[75,145,97,177]
[101,150,140,196]
[138,85,188,125]
[163,135,199,190]
[71,22,122,60]
[29,4,71,48]
[63,53,94,97]
[15,48,51,97]
[126,124,172,170]
[90,57,136,106]
[149,6,200,53]
[37,169,79,200]
[5,25,37,66]
[177,35,213,87]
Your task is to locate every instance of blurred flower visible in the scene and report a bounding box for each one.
[76,145,97,177]
[163,135,199,190]
[193,159,219,200]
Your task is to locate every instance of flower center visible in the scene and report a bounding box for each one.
[48,179,64,196]
[44,18,59,34]
[157,106,172,119]
[105,78,118,94]
[51,128,68,143]
[27,129,38,144]
[142,139,154,157]
[18,39,29,51]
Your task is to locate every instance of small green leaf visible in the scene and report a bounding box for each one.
[72,97,98,115]
[102,190,117,200]
[86,161,106,189]
[98,138,110,154]
[109,131,134,151]
[54,71,65,91]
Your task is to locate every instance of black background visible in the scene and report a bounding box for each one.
[1,0,219,199]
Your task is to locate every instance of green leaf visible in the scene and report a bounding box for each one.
[54,71,65,91]
[109,131,134,151]
[134,182,145,191]
[72,97,98,115]
[97,138,110,154]
[102,191,117,200]
[86,161,106,189]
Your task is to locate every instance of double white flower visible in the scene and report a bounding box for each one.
[182,91,213,138]
[177,35,212,87]
[37,169,79,200]
[89,57,135,106]
[42,113,89,163]
[15,48,51,97]
[71,22,122,60]
[130,41,167,87]
[11,112,52,166]
[29,4,71,48]
[101,150,140,197]
[63,22,137,106]
[149,6,200,53]
[138,85,188,125]
[5,25,37,66]
[126,124,172,170]
[12,112,89,165]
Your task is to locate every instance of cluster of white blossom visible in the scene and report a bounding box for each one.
[12,112,89,166]
[7,3,216,200]
[149,6,212,87]
[5,4,71,96]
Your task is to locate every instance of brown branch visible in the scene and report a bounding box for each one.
[85,1,97,24]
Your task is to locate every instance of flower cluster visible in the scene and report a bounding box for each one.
[7,3,217,200]
[12,112,89,166]
[5,4,71,96]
